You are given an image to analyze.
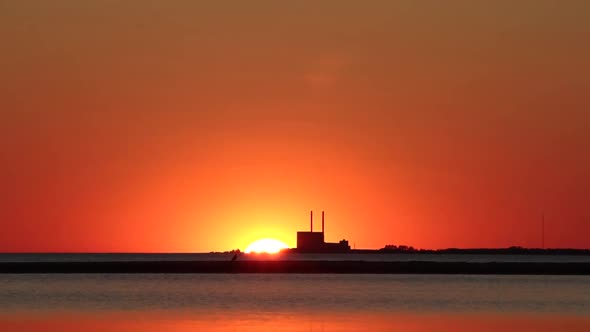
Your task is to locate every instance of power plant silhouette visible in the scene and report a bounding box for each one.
[295,211,350,253]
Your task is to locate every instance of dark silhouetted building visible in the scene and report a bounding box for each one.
[296,211,350,253]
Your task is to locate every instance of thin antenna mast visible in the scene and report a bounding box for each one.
[542,213,545,249]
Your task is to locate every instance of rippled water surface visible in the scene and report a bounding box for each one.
[1,274,589,331]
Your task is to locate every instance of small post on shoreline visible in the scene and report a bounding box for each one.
[542,213,545,249]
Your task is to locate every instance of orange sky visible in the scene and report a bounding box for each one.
[1,1,589,252]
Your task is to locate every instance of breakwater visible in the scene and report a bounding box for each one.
[2,260,590,274]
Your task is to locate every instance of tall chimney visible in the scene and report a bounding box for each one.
[322,211,325,234]
[310,210,313,232]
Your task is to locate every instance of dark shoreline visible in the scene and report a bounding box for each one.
[2,261,590,275]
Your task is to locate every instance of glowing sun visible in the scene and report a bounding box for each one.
[245,238,289,254]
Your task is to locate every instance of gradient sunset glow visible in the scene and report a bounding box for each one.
[245,239,289,254]
[1,1,589,252]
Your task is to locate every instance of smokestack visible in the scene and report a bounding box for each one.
[310,210,313,232]
[322,211,325,234]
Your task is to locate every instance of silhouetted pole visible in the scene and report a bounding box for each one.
[542,213,545,249]
[310,210,313,232]
[322,211,325,234]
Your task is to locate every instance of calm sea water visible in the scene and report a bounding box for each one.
[0,274,589,332]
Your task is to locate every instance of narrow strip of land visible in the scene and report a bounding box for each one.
[1,261,589,274]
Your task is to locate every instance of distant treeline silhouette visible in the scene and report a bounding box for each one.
[374,246,590,255]
[213,246,590,255]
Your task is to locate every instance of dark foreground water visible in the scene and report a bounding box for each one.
[1,274,589,332]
